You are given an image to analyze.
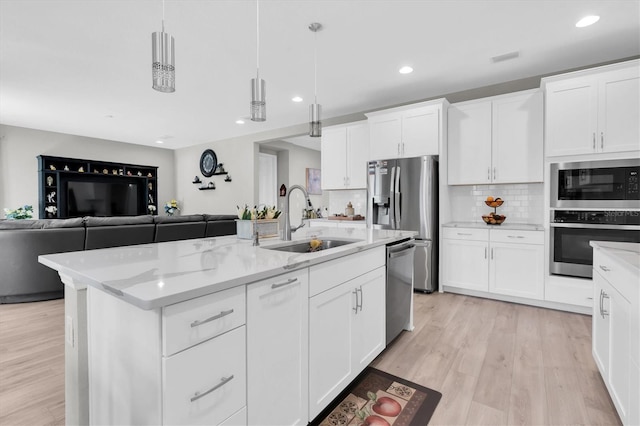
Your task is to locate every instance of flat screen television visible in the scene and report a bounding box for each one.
[62,176,146,217]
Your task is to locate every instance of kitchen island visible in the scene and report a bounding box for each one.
[39,226,415,426]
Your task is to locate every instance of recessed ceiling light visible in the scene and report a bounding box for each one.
[399,66,413,74]
[576,15,600,27]
[155,140,164,144]
[292,96,303,103]
[236,119,245,124]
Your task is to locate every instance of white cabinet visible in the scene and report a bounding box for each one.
[442,227,544,301]
[366,99,447,160]
[247,270,308,426]
[592,243,639,425]
[86,284,248,426]
[544,59,640,157]
[448,89,543,185]
[321,121,369,190]
[308,247,386,420]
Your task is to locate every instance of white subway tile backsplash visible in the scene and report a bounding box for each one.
[448,183,544,224]
[327,189,367,216]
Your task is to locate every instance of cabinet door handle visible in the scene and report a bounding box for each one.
[484,247,487,259]
[592,133,596,150]
[601,290,609,318]
[491,248,494,260]
[457,232,472,236]
[271,277,298,289]
[600,132,604,150]
[190,375,234,402]
[191,309,234,328]
[599,289,603,316]
[493,167,496,180]
[487,167,491,181]
[353,289,359,314]
[507,235,525,239]
[599,265,610,272]
[357,286,363,312]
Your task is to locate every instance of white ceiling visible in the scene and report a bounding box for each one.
[1,1,638,150]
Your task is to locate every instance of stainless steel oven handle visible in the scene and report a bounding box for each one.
[551,223,640,230]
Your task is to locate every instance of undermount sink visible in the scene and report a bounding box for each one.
[264,238,360,253]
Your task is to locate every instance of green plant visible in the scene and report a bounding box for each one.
[4,205,34,220]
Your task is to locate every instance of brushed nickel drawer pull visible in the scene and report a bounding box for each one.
[457,232,472,236]
[507,235,525,239]
[271,277,298,289]
[191,309,234,328]
[190,375,234,402]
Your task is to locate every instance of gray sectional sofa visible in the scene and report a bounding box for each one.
[0,214,237,303]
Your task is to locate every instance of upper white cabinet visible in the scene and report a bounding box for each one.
[544,59,640,157]
[366,98,448,160]
[448,89,543,185]
[321,121,369,190]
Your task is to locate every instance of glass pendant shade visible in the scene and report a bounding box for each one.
[152,31,175,93]
[250,76,266,122]
[309,103,321,137]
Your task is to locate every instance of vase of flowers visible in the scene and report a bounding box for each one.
[164,200,180,216]
[4,205,34,220]
[44,205,58,218]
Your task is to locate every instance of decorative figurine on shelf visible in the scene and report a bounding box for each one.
[46,176,54,186]
[208,181,215,189]
[148,205,156,214]
[112,169,118,175]
[164,199,180,216]
[118,169,124,175]
[217,163,226,173]
[102,169,108,174]
[148,194,154,204]
[45,205,57,218]
[280,184,286,197]
[193,176,201,184]
[224,175,232,182]
[47,191,56,203]
[64,165,69,171]
[94,169,99,173]
[137,171,142,176]
[49,165,56,171]
[147,172,153,178]
[127,171,132,176]
[78,167,84,173]
[148,182,153,191]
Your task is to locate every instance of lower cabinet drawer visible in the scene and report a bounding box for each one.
[442,227,489,241]
[163,285,246,356]
[219,407,247,426]
[163,326,246,426]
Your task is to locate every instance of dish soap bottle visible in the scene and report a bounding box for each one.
[345,202,354,217]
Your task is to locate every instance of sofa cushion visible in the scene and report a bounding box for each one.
[0,219,46,229]
[41,217,85,229]
[153,214,205,224]
[205,217,237,238]
[85,215,154,227]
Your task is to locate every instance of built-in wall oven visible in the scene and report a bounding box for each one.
[550,158,640,279]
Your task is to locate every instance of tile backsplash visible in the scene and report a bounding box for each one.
[326,189,367,216]
[448,183,544,225]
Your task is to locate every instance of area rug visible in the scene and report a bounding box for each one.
[310,367,442,426]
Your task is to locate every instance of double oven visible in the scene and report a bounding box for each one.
[550,159,640,279]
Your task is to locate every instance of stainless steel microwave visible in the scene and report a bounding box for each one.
[550,159,640,209]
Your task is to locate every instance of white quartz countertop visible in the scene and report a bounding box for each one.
[39,227,415,310]
[443,221,544,231]
[590,241,640,274]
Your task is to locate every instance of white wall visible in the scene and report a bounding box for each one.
[0,125,175,219]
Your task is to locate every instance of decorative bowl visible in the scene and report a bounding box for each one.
[482,213,507,225]
[485,199,504,208]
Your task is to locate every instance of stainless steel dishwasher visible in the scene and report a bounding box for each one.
[386,238,415,345]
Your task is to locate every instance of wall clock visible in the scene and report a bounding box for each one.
[199,149,217,177]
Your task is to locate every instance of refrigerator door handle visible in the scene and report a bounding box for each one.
[394,165,401,228]
[389,166,396,227]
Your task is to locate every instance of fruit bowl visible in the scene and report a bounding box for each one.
[485,199,504,208]
[482,213,507,225]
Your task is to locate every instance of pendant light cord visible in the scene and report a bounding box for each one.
[256,0,260,79]
[314,29,317,103]
[161,0,165,33]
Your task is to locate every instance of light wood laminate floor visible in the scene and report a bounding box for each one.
[0,293,620,425]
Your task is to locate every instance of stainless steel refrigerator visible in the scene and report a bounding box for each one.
[367,155,438,293]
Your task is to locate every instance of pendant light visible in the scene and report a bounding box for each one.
[151,0,175,93]
[250,0,266,121]
[309,23,322,137]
